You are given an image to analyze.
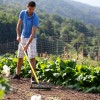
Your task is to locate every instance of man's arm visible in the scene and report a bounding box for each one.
[24,27,37,51]
[16,19,22,42]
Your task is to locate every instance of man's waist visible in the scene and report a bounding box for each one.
[21,32,37,38]
[21,33,37,38]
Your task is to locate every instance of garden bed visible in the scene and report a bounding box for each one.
[4,78,100,100]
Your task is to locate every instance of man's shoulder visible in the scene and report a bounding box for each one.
[20,10,26,15]
[34,12,39,18]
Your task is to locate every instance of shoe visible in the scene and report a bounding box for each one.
[31,77,37,84]
[12,74,20,80]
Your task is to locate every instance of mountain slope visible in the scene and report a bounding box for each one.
[34,0,100,26]
[0,0,100,26]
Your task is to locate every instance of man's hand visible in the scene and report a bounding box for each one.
[23,45,28,52]
[17,36,21,42]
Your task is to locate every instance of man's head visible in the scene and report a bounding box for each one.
[27,1,36,15]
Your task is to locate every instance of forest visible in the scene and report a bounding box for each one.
[0,0,100,58]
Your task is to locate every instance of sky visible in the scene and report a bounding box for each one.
[73,0,100,7]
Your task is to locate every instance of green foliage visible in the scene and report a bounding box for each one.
[0,53,31,78]
[36,56,76,84]
[0,5,18,42]
[2,0,100,26]
[36,56,100,93]
[0,76,10,100]
[1,53,100,93]
[0,53,17,75]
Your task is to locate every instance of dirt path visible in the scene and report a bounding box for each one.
[4,78,100,100]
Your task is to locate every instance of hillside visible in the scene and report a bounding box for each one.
[0,0,100,57]
[34,0,100,26]
[0,0,100,26]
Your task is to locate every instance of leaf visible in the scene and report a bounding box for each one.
[85,86,97,93]
[0,90,4,100]
[45,69,51,72]
[40,64,46,70]
[62,73,66,77]
[53,73,60,78]
[65,67,73,74]
[57,57,61,63]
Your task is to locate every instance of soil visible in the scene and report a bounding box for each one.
[4,78,100,100]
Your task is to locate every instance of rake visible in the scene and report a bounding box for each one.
[21,43,51,90]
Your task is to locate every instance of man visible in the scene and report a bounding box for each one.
[13,1,39,83]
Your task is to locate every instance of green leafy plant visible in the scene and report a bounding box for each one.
[1,53,100,93]
[0,76,10,100]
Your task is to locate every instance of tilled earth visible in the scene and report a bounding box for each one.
[4,78,100,100]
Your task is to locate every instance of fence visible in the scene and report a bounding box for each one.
[0,37,66,55]
[0,36,100,61]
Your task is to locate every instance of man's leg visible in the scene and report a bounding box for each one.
[13,38,25,79]
[13,58,23,79]
[16,58,23,75]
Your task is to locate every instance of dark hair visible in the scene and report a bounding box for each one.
[27,1,36,7]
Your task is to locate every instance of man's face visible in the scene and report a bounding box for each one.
[27,6,35,15]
